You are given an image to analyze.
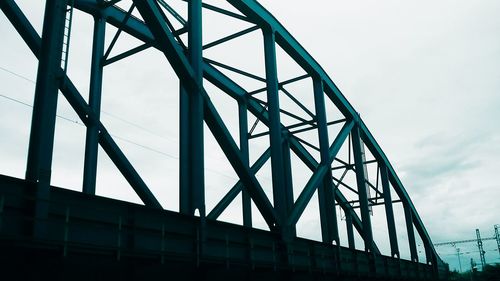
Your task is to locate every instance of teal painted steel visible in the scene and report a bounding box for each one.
[0,0,450,279]
[1,1,162,209]
[207,148,271,221]
[287,121,354,228]
[313,76,339,245]
[0,175,447,280]
[404,198,419,262]
[179,0,205,218]
[24,0,67,237]
[238,101,252,227]
[381,164,400,258]
[83,15,105,195]
[262,28,295,240]
[351,125,375,253]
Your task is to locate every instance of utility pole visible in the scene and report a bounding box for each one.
[476,229,486,271]
[456,247,462,272]
[470,258,476,281]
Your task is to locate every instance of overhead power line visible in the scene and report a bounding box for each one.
[0,92,239,182]
[0,65,246,181]
[0,65,36,83]
[0,64,175,143]
[434,237,497,247]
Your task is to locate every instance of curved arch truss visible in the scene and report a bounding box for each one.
[1,0,447,278]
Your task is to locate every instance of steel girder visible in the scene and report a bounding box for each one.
[0,0,445,275]
[82,14,106,195]
[67,0,371,243]
[1,0,163,210]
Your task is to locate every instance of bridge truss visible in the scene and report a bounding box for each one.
[0,0,448,279]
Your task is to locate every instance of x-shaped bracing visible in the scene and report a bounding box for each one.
[1,0,442,264]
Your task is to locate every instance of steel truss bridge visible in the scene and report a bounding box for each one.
[0,0,448,280]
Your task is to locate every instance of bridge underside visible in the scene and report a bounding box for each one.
[0,175,435,280]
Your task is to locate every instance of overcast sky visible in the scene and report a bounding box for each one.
[258,0,500,270]
[1,0,499,272]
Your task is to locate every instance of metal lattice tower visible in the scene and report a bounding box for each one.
[476,228,486,270]
[0,0,450,280]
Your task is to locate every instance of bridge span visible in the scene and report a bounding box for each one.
[0,0,449,279]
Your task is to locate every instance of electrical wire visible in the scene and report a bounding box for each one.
[0,65,176,143]
[1,93,81,125]
[0,91,239,182]
[439,249,499,256]
[0,65,35,83]
[0,64,269,183]
[100,110,177,143]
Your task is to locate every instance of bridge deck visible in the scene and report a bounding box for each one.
[0,175,444,280]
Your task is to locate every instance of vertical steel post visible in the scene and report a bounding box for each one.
[83,14,106,195]
[179,87,190,209]
[346,211,355,249]
[404,202,418,262]
[351,125,374,252]
[426,245,437,273]
[180,0,205,217]
[313,76,339,244]
[262,27,294,238]
[423,237,436,266]
[239,101,252,227]
[281,137,295,232]
[25,0,67,237]
[380,164,399,257]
